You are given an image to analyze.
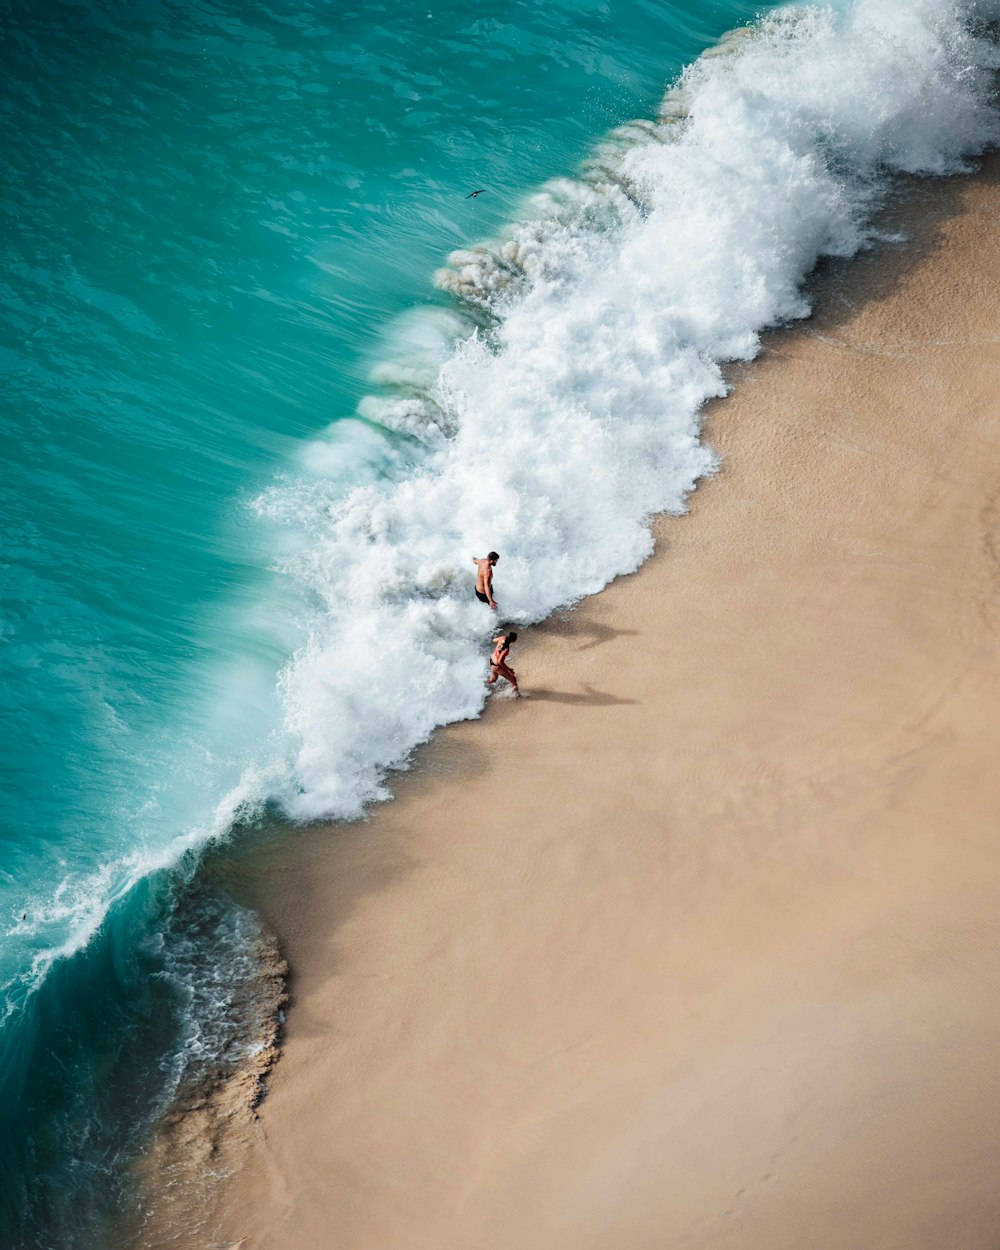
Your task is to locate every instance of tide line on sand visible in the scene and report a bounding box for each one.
[153,156,1000,1250]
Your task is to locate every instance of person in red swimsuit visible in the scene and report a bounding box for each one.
[488,631,519,696]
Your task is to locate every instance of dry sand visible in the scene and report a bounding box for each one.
[192,158,1000,1249]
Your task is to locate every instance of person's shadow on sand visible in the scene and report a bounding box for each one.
[527,684,637,707]
[539,614,639,652]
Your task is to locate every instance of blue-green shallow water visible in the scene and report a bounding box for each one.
[0,1,776,1244]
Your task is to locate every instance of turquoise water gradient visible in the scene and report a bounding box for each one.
[1,1,776,1244]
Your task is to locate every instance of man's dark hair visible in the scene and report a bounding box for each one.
[507,632,518,642]
[488,551,500,562]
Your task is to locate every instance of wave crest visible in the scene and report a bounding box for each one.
[249,0,1000,824]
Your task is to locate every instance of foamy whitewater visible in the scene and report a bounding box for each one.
[247,0,1000,824]
[11,0,1000,997]
[4,1,1000,1242]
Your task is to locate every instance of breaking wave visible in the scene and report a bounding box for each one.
[252,0,1000,823]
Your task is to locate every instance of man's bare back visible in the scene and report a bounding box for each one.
[473,552,499,609]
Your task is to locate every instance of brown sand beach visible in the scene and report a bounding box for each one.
[159,156,1000,1248]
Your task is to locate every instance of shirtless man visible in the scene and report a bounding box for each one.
[488,630,519,696]
[473,552,500,609]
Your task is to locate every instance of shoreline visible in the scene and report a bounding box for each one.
[150,154,1000,1248]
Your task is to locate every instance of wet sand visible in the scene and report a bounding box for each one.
[194,156,1000,1249]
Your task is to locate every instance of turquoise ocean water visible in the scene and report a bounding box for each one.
[0,1,786,1244]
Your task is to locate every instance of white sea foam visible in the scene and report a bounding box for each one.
[7,0,999,998]
[247,0,1000,825]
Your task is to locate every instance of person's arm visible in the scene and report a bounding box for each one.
[484,566,497,609]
